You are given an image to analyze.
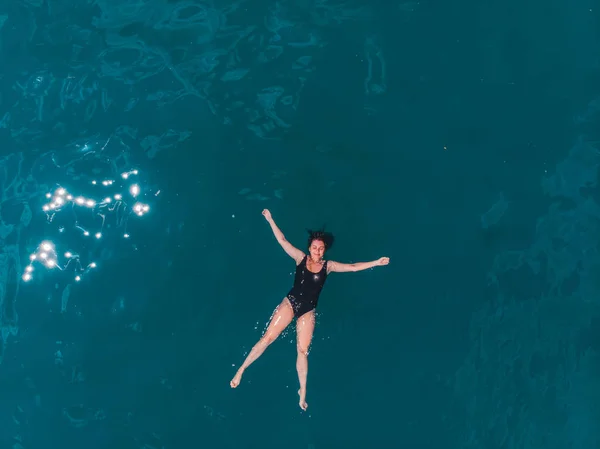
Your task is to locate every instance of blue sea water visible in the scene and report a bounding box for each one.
[1,0,600,448]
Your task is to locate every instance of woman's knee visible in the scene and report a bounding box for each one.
[260,333,278,346]
[296,342,310,356]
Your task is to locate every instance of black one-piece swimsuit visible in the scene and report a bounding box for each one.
[287,255,328,318]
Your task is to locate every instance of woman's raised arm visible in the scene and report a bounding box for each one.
[263,209,305,264]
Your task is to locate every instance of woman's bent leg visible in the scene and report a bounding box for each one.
[230,298,294,388]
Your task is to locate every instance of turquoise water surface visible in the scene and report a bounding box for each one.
[1,0,599,448]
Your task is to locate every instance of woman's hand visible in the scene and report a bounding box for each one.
[262,209,272,221]
[377,257,390,266]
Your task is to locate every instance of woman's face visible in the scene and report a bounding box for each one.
[309,239,326,261]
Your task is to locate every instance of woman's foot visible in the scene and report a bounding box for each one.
[230,369,244,388]
[298,388,308,411]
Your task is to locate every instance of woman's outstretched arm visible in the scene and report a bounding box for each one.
[328,257,389,273]
[262,209,305,264]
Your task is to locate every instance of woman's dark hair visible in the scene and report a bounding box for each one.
[306,228,335,251]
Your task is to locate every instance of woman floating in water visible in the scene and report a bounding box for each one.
[230,209,390,411]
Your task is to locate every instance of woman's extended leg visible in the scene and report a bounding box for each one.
[230,298,294,388]
[295,310,315,411]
